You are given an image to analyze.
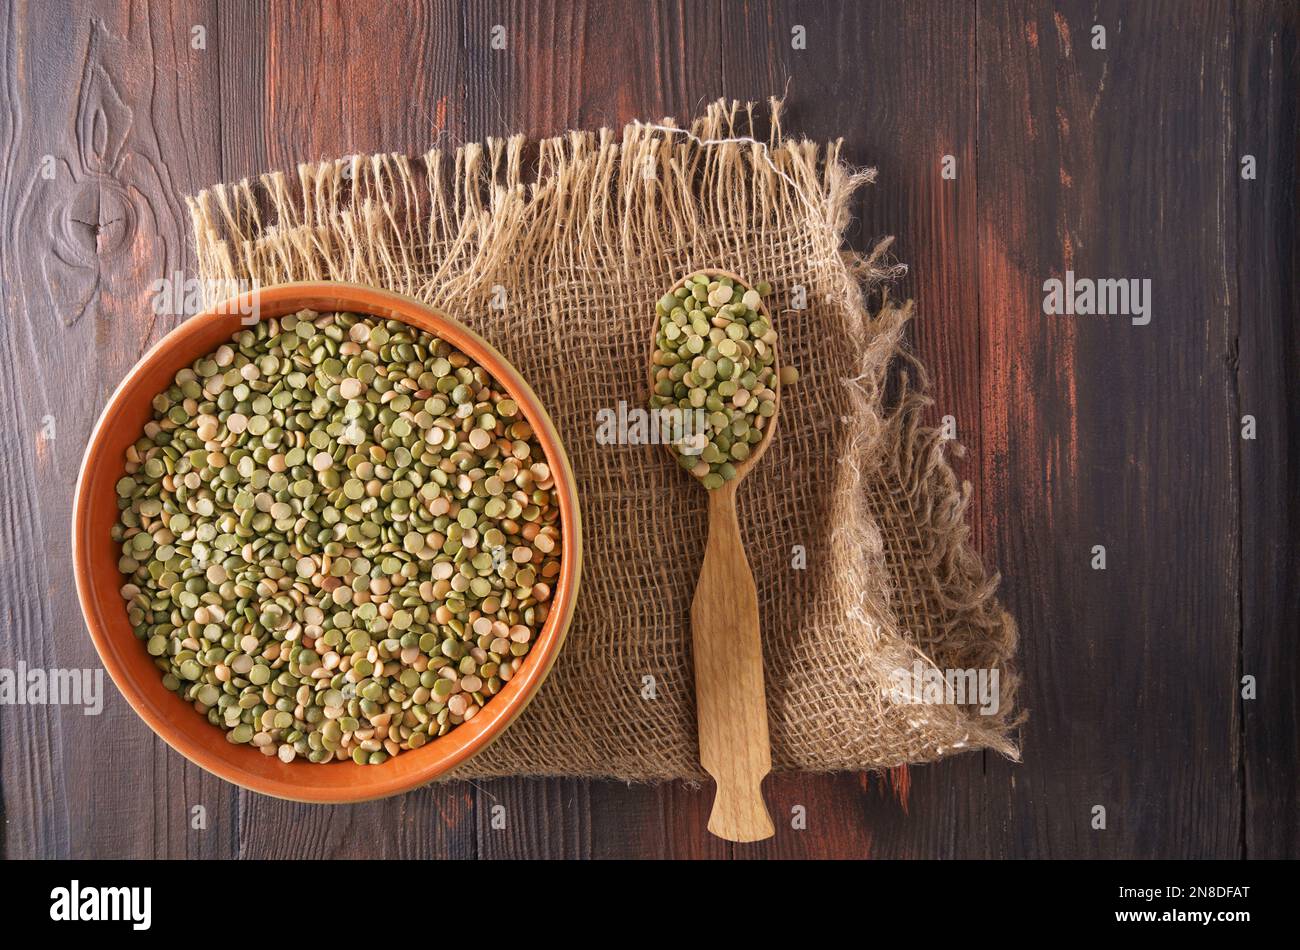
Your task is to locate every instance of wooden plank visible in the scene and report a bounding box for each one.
[255,0,465,169]
[460,0,718,138]
[0,0,233,859]
[721,0,990,859]
[1233,0,1299,860]
[458,0,727,859]
[214,0,269,183]
[976,0,1241,857]
[216,0,477,860]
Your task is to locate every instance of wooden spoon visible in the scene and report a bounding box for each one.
[650,269,778,842]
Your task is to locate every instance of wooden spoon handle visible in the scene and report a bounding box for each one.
[690,482,775,842]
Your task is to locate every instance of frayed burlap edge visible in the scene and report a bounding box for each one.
[185,98,1022,778]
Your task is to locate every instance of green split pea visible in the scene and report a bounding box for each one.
[650,274,797,489]
[111,310,563,765]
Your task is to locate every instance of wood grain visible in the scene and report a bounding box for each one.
[457,0,727,859]
[220,0,476,862]
[723,0,990,860]
[0,0,1294,859]
[692,481,775,842]
[0,0,236,859]
[978,0,1243,857]
[1232,0,1300,859]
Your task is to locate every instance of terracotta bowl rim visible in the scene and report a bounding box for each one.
[72,281,582,802]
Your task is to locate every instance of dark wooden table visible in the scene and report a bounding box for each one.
[2,0,1295,859]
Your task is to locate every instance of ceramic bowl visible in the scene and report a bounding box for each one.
[73,282,581,802]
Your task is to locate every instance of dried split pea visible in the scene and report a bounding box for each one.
[111,310,563,764]
[650,274,784,488]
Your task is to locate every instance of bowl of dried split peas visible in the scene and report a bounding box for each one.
[73,282,582,802]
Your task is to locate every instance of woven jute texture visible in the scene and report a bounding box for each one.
[186,100,1021,779]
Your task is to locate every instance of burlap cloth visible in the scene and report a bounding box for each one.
[186,99,1022,780]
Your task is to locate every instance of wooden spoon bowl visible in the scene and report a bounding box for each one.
[649,269,778,842]
[647,269,781,480]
